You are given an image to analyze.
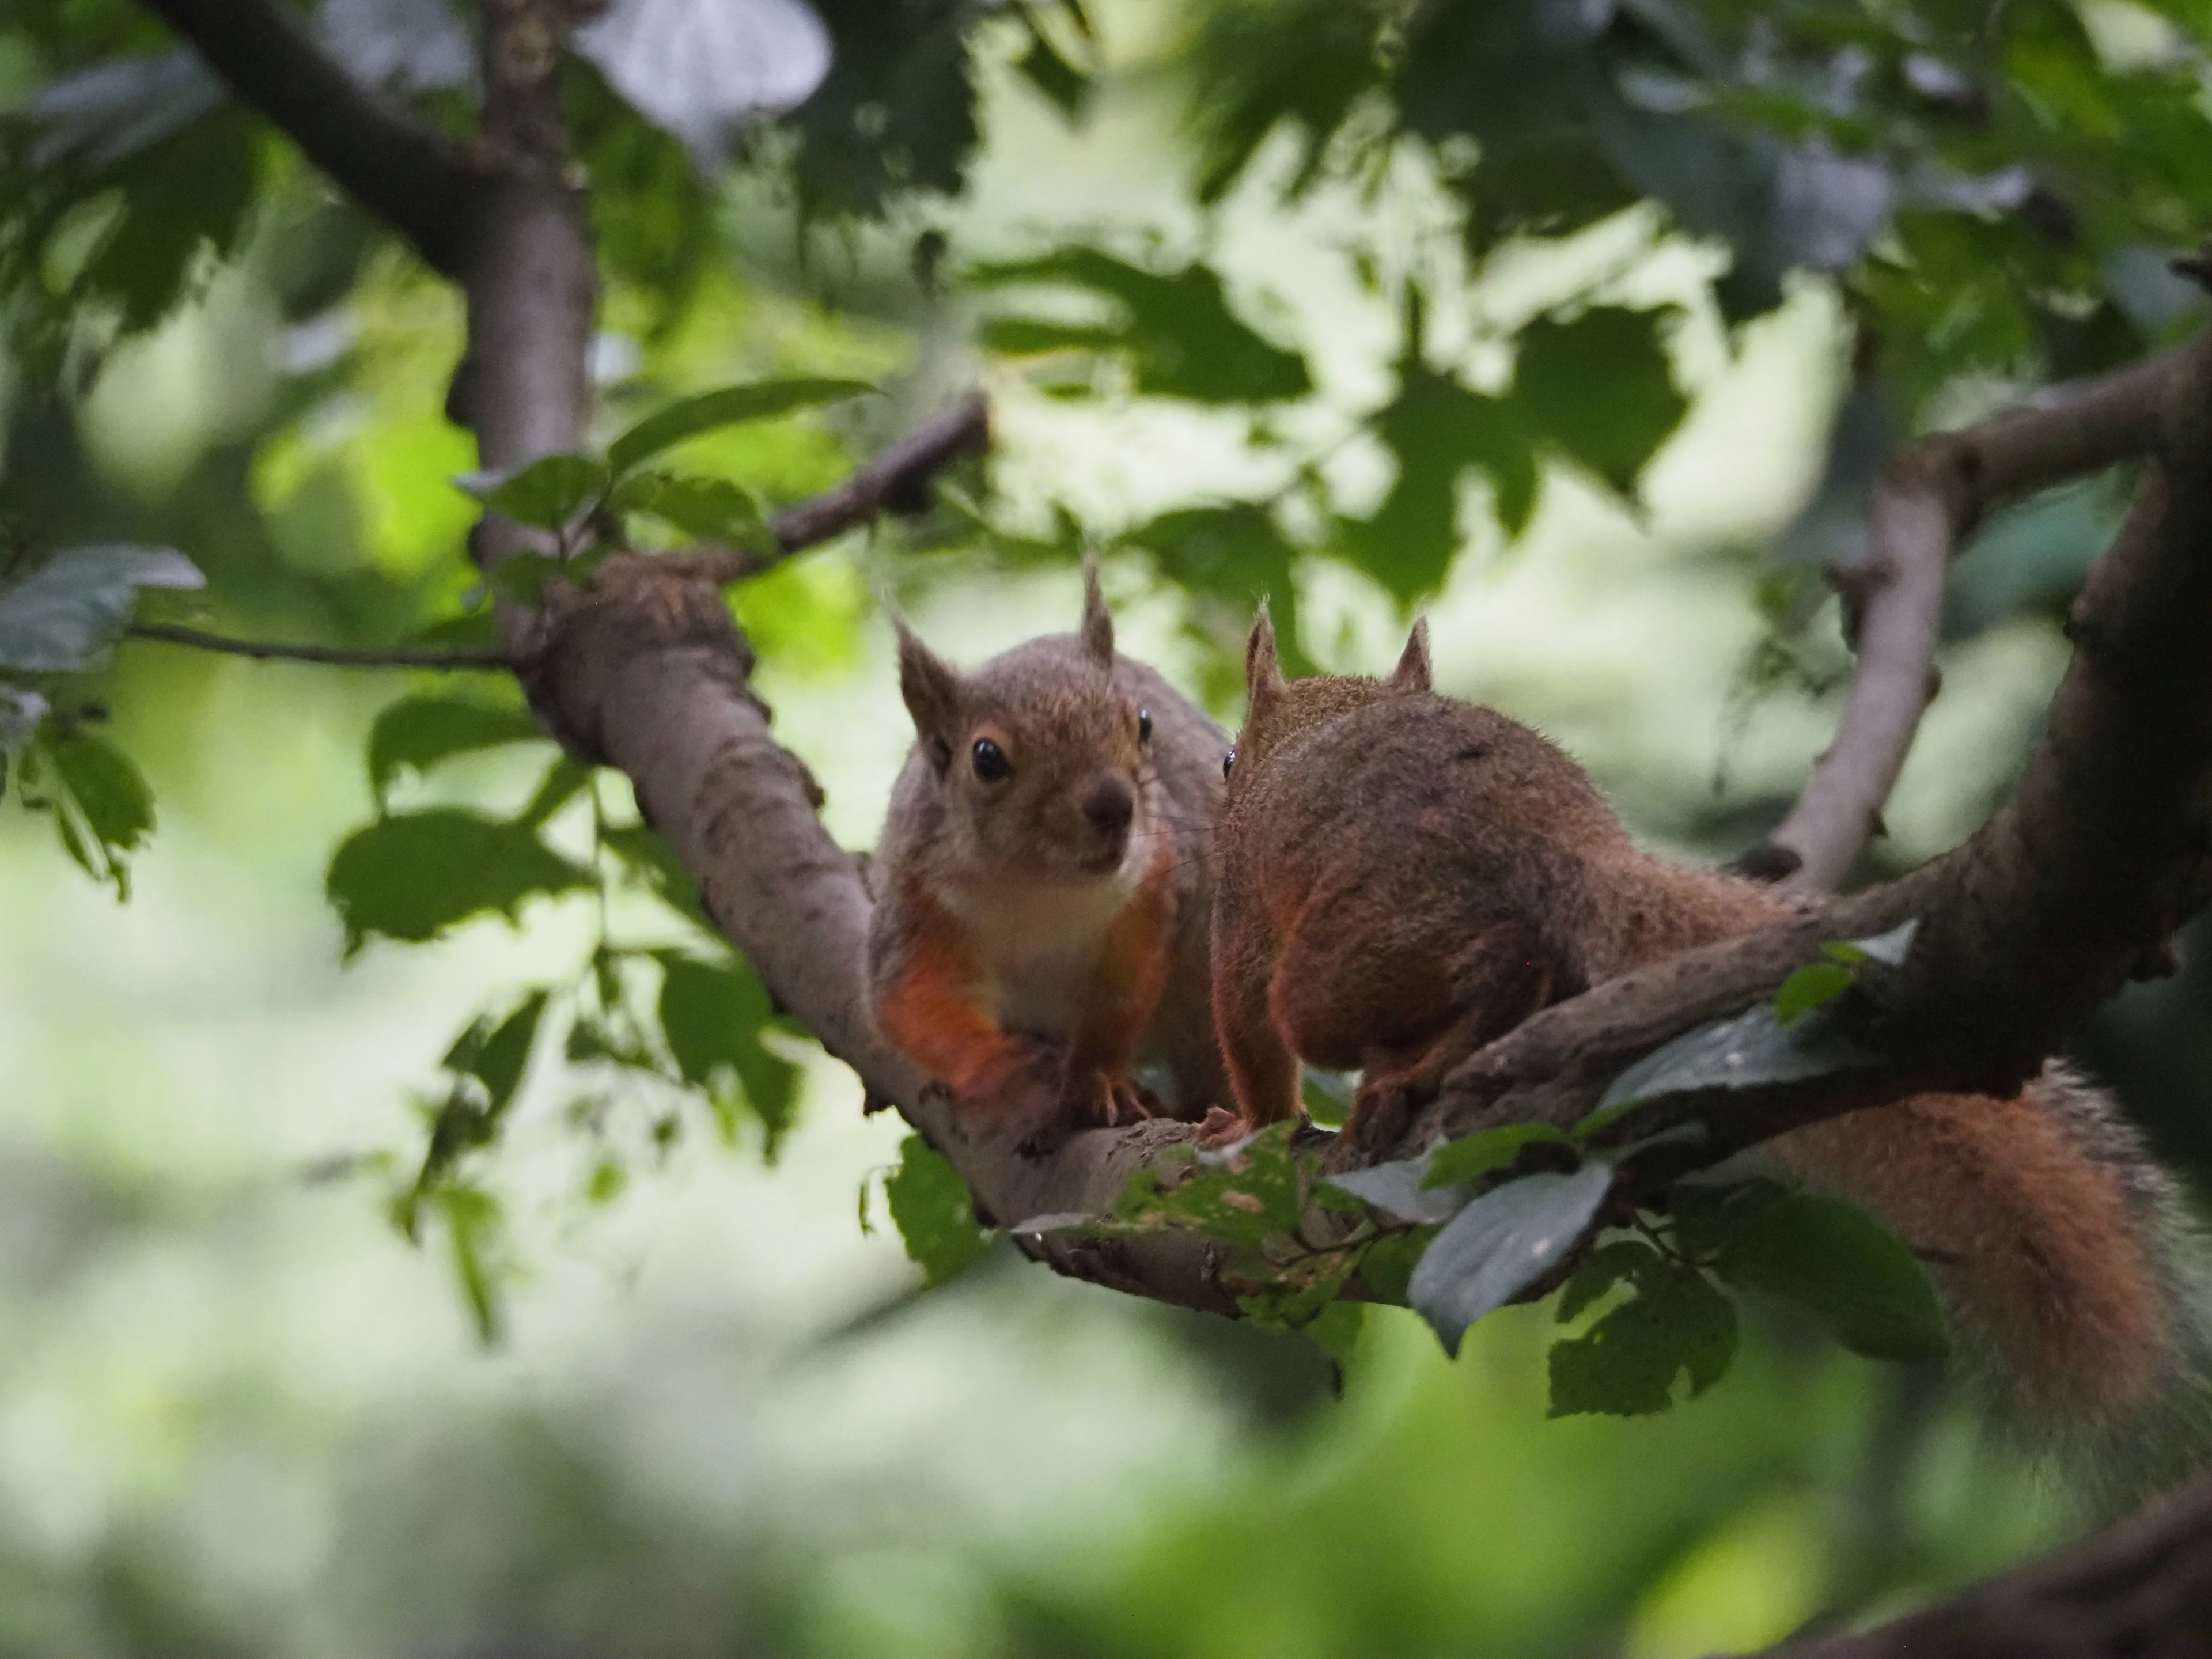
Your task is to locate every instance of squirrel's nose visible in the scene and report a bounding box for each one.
[1081,774,1135,838]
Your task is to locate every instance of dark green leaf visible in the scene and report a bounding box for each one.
[609,470,767,542]
[367,696,544,802]
[1514,307,1688,497]
[1698,1190,1948,1363]
[437,1184,505,1344]
[326,809,595,956]
[1585,1003,1871,1137]
[43,730,155,899]
[604,824,715,931]
[1015,26,1092,122]
[457,454,611,529]
[1556,1238,1662,1324]
[1324,1154,1466,1225]
[1408,1161,1613,1357]
[1422,1121,1576,1188]
[605,378,874,475]
[516,757,593,830]
[654,950,802,1157]
[884,1133,994,1287]
[969,248,1310,403]
[1548,1257,1737,1418]
[0,544,203,673]
[443,991,550,1123]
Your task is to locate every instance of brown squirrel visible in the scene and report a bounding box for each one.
[1213,609,2211,1493]
[866,560,1230,1148]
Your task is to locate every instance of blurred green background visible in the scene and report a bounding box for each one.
[9,0,2212,1654]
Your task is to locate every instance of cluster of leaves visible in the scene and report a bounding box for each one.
[986,923,1942,1416]
[0,540,200,895]
[334,688,805,1339]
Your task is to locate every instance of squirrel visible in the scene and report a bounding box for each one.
[1212,607,2212,1497]
[866,559,1231,1149]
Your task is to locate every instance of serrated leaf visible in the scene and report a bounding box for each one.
[457,454,611,529]
[605,378,874,475]
[1514,307,1688,498]
[884,1133,994,1287]
[443,991,550,1122]
[1548,1258,1737,1418]
[654,950,802,1157]
[1409,1161,1613,1357]
[326,809,595,955]
[368,695,544,802]
[610,470,767,541]
[1700,1191,1948,1363]
[1556,1238,1661,1324]
[0,544,203,673]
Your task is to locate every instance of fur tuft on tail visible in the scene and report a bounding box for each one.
[1768,1063,2212,1512]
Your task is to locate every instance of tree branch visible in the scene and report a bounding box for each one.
[139,0,478,275]
[1759,346,2180,890]
[127,623,515,671]
[1773,1463,2212,1656]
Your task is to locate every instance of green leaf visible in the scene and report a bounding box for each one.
[367,695,544,803]
[326,809,595,956]
[456,454,611,529]
[1774,960,1854,1025]
[605,378,874,475]
[516,757,593,830]
[1408,1161,1613,1357]
[437,1184,506,1344]
[1548,1257,1738,1418]
[1324,1154,1466,1226]
[1555,1237,1661,1324]
[1584,1002,1871,1139]
[1514,307,1688,498]
[884,1133,995,1287]
[969,248,1311,404]
[654,950,802,1157]
[1300,1068,1354,1127]
[1015,25,1092,122]
[1696,1190,1948,1364]
[42,730,156,899]
[0,543,202,673]
[609,470,767,542]
[1112,1122,1308,1248]
[1422,1121,1576,1188]
[442,990,550,1123]
[604,824,714,931]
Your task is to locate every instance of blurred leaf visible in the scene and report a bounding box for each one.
[605,378,874,475]
[1015,19,1091,121]
[1123,503,1316,675]
[40,729,156,900]
[437,1183,506,1343]
[457,454,611,529]
[1409,1161,1613,1358]
[1556,1237,1663,1324]
[517,757,593,830]
[327,810,595,955]
[74,111,260,331]
[1689,1187,1948,1363]
[575,0,832,166]
[24,48,222,173]
[969,248,1311,403]
[611,471,767,542]
[1774,960,1854,1025]
[321,0,475,93]
[0,544,203,673]
[654,950,802,1156]
[884,1132,994,1286]
[0,687,48,756]
[1548,1255,1738,1418]
[1514,307,1688,497]
[604,824,715,931]
[368,695,544,804]
[442,990,551,1123]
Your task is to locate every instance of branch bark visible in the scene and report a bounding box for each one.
[127,623,515,670]
[1759,347,2179,890]
[139,0,478,275]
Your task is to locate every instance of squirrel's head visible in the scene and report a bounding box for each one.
[895,558,1161,884]
[1224,607,1431,793]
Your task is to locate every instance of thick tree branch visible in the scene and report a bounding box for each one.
[1761,346,2180,889]
[139,0,478,275]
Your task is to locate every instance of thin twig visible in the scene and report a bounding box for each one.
[1760,343,2181,890]
[128,623,516,670]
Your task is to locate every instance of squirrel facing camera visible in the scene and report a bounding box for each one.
[1211,610,2212,1498]
[868,558,1231,1153]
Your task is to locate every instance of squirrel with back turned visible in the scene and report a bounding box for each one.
[866,560,1231,1149]
[1212,609,2212,1498]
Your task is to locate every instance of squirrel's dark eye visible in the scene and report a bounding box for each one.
[971,738,1011,782]
[1223,748,1236,781]
[1138,707,1153,743]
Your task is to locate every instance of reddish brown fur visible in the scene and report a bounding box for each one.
[1213,609,2189,1427]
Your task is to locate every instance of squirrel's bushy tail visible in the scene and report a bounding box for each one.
[1768,1065,2212,1509]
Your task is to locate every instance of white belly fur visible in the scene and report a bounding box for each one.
[937,862,1146,1040]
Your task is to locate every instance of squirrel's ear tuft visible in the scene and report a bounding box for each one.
[1390,616,1432,692]
[1078,551,1115,666]
[895,618,964,749]
[1245,604,1286,710]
